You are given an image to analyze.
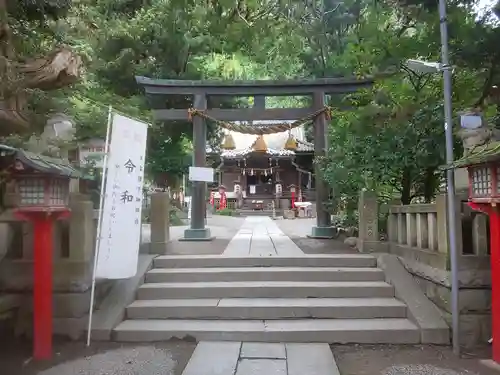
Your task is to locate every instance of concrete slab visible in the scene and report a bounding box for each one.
[114,318,420,343]
[136,281,395,299]
[223,216,304,257]
[182,341,241,375]
[145,266,386,283]
[377,254,450,344]
[236,359,287,375]
[127,297,407,320]
[241,343,286,359]
[153,254,378,268]
[286,343,340,375]
[90,254,156,341]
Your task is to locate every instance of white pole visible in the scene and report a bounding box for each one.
[86,105,113,347]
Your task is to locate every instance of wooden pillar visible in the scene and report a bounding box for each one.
[310,91,336,238]
[182,93,213,241]
[254,95,265,109]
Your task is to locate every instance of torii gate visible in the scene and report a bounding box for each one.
[136,77,373,241]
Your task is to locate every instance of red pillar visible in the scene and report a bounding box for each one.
[469,202,500,363]
[33,215,53,360]
[490,207,500,363]
[14,210,69,361]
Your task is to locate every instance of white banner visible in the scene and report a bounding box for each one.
[96,113,148,279]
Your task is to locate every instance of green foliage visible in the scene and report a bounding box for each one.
[4,0,500,215]
[214,208,237,216]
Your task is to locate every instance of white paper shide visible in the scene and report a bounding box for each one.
[96,114,148,279]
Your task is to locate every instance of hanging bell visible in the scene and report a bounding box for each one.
[264,170,268,176]
[221,133,236,150]
[252,134,267,152]
[284,133,298,151]
[250,169,254,176]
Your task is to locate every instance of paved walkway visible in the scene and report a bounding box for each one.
[181,216,340,374]
[223,216,304,256]
[182,341,340,375]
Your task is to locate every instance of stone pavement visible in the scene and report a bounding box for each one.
[182,341,340,375]
[223,216,304,256]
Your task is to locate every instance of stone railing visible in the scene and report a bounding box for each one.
[358,190,491,347]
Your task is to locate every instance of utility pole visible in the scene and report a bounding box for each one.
[439,0,460,356]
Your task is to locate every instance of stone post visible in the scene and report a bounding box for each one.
[436,193,463,257]
[358,190,379,252]
[309,91,336,238]
[472,213,489,256]
[150,192,171,254]
[69,196,94,262]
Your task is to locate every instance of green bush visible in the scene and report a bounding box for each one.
[214,208,236,216]
[169,206,184,226]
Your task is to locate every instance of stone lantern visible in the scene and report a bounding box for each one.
[0,144,88,360]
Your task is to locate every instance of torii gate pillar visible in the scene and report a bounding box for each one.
[181,93,213,241]
[309,91,337,239]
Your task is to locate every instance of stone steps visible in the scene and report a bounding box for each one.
[153,254,377,268]
[145,267,385,283]
[113,318,420,343]
[114,253,425,344]
[127,297,408,320]
[136,281,395,299]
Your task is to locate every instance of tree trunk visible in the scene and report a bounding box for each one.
[400,168,412,205]
[423,167,437,203]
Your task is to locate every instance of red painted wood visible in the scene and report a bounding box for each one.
[468,202,500,363]
[13,210,70,361]
[33,215,53,360]
[490,207,500,363]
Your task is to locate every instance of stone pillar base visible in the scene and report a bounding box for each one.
[179,228,214,241]
[307,226,338,239]
[150,241,171,255]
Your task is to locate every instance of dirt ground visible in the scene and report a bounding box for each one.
[0,336,195,375]
[332,344,497,375]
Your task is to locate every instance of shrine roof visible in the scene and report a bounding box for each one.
[444,141,500,169]
[0,145,92,179]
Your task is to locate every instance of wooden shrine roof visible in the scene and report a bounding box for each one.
[0,144,92,179]
[444,141,500,169]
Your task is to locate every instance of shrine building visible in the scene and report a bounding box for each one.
[208,121,315,213]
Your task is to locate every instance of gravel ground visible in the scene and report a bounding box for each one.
[332,344,496,375]
[274,217,356,254]
[142,215,245,255]
[0,338,195,375]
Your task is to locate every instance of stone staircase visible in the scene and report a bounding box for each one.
[113,254,427,343]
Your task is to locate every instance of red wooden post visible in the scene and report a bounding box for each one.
[290,185,296,209]
[34,214,53,360]
[491,207,500,362]
[15,210,70,360]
